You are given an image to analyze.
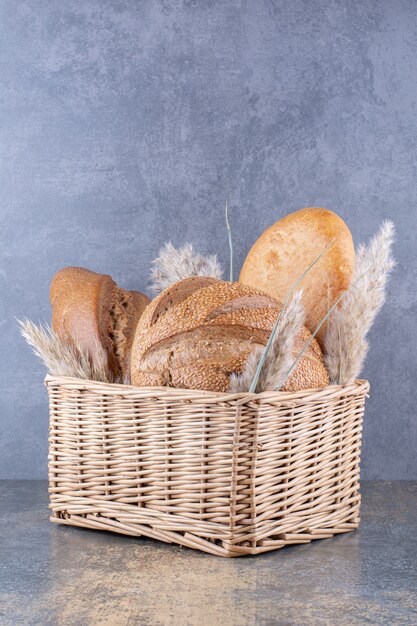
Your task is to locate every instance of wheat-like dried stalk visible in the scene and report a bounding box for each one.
[229,345,264,393]
[149,242,223,295]
[248,240,335,393]
[225,199,233,281]
[18,319,116,382]
[229,291,305,393]
[260,290,305,391]
[324,220,396,384]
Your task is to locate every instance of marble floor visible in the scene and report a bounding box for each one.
[0,481,416,625]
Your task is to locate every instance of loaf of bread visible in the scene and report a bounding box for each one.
[131,277,329,392]
[50,267,150,381]
[239,208,355,346]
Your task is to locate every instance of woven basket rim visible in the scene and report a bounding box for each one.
[44,374,369,403]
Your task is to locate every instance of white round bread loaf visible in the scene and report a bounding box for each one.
[239,208,355,346]
[131,277,329,392]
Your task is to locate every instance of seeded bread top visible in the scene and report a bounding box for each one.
[131,277,329,392]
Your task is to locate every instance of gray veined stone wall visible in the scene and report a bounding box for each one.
[0,0,416,478]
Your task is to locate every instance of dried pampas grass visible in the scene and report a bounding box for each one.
[229,241,335,394]
[324,220,396,384]
[229,291,305,393]
[229,345,264,393]
[18,319,116,382]
[149,242,223,295]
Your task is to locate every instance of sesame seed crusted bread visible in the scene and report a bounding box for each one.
[50,267,150,382]
[131,277,329,392]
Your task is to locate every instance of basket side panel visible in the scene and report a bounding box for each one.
[48,382,240,550]
[229,386,367,550]
[47,379,368,556]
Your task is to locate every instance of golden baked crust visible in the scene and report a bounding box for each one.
[239,208,355,346]
[50,267,150,380]
[131,277,329,392]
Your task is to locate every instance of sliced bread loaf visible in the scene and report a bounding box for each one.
[50,267,150,381]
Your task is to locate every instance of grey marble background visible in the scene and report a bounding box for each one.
[0,0,416,479]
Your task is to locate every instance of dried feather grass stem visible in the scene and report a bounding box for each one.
[229,291,305,393]
[237,240,335,394]
[18,319,116,383]
[225,199,233,282]
[324,221,395,384]
[229,345,264,393]
[149,242,223,295]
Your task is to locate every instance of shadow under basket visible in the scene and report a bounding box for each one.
[46,376,369,557]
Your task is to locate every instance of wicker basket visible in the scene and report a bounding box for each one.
[46,376,369,557]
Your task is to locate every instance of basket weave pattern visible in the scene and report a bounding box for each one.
[47,376,369,557]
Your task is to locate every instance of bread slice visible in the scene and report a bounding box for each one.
[239,208,355,346]
[131,277,329,392]
[50,267,150,381]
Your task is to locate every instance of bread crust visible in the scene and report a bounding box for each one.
[131,277,329,392]
[50,267,150,380]
[239,208,355,346]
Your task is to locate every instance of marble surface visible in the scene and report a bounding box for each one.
[0,481,416,625]
[1,1,417,480]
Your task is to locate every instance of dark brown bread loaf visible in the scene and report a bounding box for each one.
[50,267,150,381]
[131,277,329,392]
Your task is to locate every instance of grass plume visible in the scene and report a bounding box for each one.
[229,291,305,393]
[324,220,395,384]
[248,239,335,393]
[149,242,223,295]
[229,345,264,393]
[18,318,116,382]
